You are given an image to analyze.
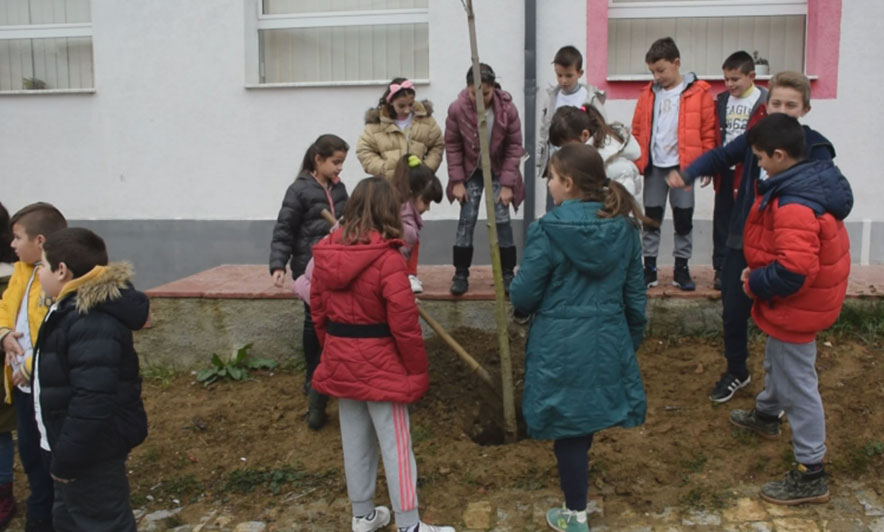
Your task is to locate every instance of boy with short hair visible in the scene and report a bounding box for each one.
[730,113,851,505]
[34,227,149,531]
[631,37,717,291]
[537,45,607,208]
[712,51,767,290]
[667,71,835,403]
[0,202,67,531]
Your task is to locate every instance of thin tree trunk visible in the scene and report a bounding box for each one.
[464,0,518,443]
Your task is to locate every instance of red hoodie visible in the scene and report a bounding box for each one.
[309,229,429,404]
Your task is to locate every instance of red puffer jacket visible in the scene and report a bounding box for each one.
[309,229,429,404]
[743,160,852,343]
[631,73,716,173]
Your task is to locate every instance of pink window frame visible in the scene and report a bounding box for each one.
[586,0,841,99]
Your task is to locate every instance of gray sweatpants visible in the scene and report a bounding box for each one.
[756,336,827,464]
[338,398,420,528]
[642,165,694,259]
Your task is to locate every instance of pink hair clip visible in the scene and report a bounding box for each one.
[579,105,587,112]
[386,80,414,103]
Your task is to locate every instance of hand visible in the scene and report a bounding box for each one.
[665,170,685,189]
[741,267,753,298]
[452,182,467,204]
[51,473,74,484]
[271,269,286,288]
[1,332,23,357]
[11,370,27,387]
[497,186,513,207]
[699,176,713,187]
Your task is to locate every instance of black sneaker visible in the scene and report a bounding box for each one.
[672,265,696,291]
[644,266,658,288]
[713,269,722,291]
[760,466,830,505]
[710,372,751,402]
[729,407,781,439]
[450,271,469,296]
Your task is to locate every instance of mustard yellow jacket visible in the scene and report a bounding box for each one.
[356,100,444,179]
[0,261,47,403]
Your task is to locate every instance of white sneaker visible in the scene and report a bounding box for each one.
[417,522,456,532]
[409,274,424,294]
[352,506,391,532]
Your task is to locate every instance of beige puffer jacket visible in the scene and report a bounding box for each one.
[356,100,444,179]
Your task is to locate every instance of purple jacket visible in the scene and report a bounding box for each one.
[445,87,525,209]
[400,200,423,260]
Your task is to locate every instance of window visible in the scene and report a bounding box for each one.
[0,0,94,92]
[246,0,429,87]
[607,0,807,78]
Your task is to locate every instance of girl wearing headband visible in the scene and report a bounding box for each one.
[357,77,444,180]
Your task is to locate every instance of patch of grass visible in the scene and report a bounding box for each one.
[130,494,148,507]
[223,465,336,495]
[139,445,162,464]
[142,364,179,388]
[512,465,549,491]
[730,428,755,445]
[411,424,434,445]
[164,514,185,528]
[841,440,884,474]
[153,474,203,504]
[678,486,732,511]
[681,453,708,473]
[778,449,796,471]
[826,300,884,345]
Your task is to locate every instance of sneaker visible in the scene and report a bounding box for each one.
[760,466,830,505]
[546,505,589,532]
[672,265,696,291]
[415,522,456,532]
[409,275,424,294]
[730,407,781,439]
[713,269,722,291]
[644,266,658,288]
[352,506,391,532]
[709,372,752,403]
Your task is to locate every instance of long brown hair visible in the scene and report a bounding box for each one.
[549,105,623,148]
[550,144,654,227]
[339,177,403,244]
[391,154,443,206]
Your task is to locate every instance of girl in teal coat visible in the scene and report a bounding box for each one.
[510,143,650,532]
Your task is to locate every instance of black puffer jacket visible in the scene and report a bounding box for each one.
[34,263,149,478]
[269,172,349,278]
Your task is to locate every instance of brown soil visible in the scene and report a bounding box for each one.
[17,328,883,529]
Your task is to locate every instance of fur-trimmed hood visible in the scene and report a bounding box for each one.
[58,262,150,331]
[364,99,434,124]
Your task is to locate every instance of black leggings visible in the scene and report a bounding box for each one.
[302,302,321,386]
[554,433,595,511]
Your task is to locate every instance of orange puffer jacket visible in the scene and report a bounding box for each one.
[631,74,716,173]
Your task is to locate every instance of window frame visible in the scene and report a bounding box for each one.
[0,21,95,95]
[243,0,430,88]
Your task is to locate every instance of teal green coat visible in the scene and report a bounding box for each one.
[510,200,647,440]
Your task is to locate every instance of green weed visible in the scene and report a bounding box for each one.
[681,453,708,473]
[223,465,336,495]
[142,364,179,388]
[841,440,884,474]
[196,343,278,385]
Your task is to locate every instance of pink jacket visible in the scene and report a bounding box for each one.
[445,87,525,209]
[400,201,423,260]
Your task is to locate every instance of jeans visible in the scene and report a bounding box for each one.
[53,459,136,532]
[14,388,53,520]
[0,432,11,485]
[303,302,321,388]
[721,248,753,377]
[454,170,515,248]
[712,169,735,271]
[553,434,595,511]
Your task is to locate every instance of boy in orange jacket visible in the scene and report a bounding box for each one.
[632,37,716,291]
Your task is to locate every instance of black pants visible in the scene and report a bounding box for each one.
[13,388,53,521]
[554,434,594,511]
[712,169,735,271]
[303,302,321,386]
[721,247,753,377]
[53,459,136,532]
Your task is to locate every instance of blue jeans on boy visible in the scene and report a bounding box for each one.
[14,388,54,521]
[721,248,753,378]
[454,170,515,249]
[554,434,595,511]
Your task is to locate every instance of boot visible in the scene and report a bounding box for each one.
[0,483,15,529]
[450,246,473,296]
[499,246,517,296]
[306,389,328,430]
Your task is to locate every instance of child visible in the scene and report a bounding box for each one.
[357,77,444,179]
[510,144,648,532]
[445,63,525,296]
[631,36,716,291]
[730,113,851,505]
[35,227,149,530]
[548,105,642,197]
[711,51,768,290]
[667,71,835,403]
[537,45,607,210]
[391,154,443,294]
[309,177,455,532]
[270,134,350,430]
[0,202,67,531]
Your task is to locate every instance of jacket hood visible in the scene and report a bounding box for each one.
[364,99,433,124]
[58,262,149,331]
[758,159,853,220]
[538,201,636,276]
[312,229,404,289]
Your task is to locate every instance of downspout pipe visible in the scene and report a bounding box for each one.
[522,0,537,238]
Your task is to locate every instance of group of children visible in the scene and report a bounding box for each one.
[0,202,149,532]
[0,36,852,532]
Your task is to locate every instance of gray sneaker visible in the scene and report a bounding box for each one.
[760,467,830,505]
[729,408,781,439]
